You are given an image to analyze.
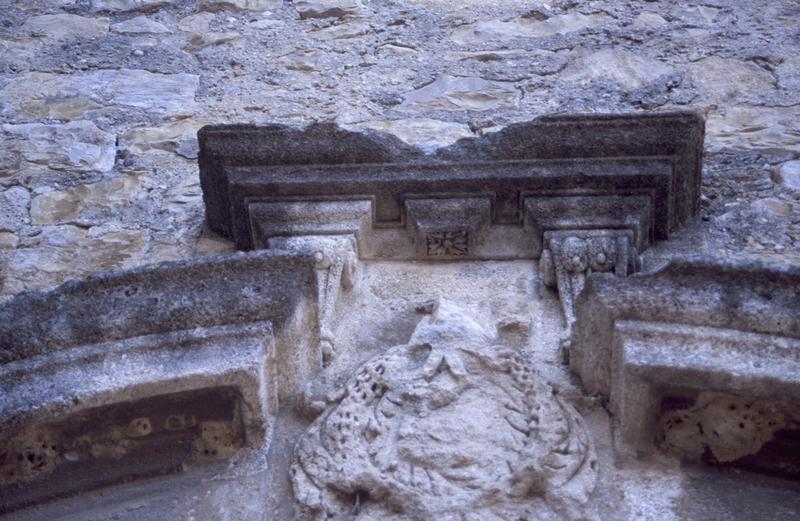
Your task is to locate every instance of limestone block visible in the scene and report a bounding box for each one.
[451,12,611,44]
[1,70,198,119]
[30,176,142,226]
[706,105,800,152]
[686,57,776,104]
[0,232,18,250]
[293,0,363,19]
[773,160,800,190]
[1,226,148,295]
[632,12,667,30]
[199,0,282,11]
[178,12,215,32]
[561,48,673,90]
[22,14,109,40]
[91,0,179,11]
[110,15,171,34]
[346,118,473,152]
[399,75,520,111]
[119,119,208,159]
[0,121,116,176]
[0,187,30,232]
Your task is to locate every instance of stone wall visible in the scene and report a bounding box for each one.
[1,0,799,298]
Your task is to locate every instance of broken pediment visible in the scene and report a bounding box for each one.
[198,112,705,331]
[0,252,320,512]
[570,257,800,467]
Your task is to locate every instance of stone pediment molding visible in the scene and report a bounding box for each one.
[570,257,800,457]
[0,251,321,512]
[199,112,704,259]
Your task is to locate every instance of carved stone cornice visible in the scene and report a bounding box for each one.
[198,112,705,259]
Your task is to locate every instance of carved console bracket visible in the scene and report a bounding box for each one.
[540,229,640,329]
[570,258,800,461]
[267,234,358,365]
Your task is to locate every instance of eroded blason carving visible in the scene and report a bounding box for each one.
[291,303,598,521]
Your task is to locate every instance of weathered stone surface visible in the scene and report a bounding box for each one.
[347,118,473,151]
[570,258,800,456]
[1,0,800,516]
[120,119,207,158]
[658,392,794,464]
[0,187,30,232]
[293,0,363,19]
[30,177,142,226]
[0,121,116,176]
[561,49,673,90]
[1,70,198,119]
[90,0,178,12]
[185,31,241,49]
[776,56,800,91]
[199,0,282,11]
[292,302,598,521]
[751,197,793,217]
[177,12,215,33]
[110,15,171,34]
[0,232,18,249]
[631,12,667,30]
[22,14,109,40]
[686,57,776,104]
[30,36,198,74]
[706,106,800,152]
[454,48,569,80]
[772,160,800,190]
[0,226,148,296]
[400,75,519,111]
[451,12,611,44]
[0,249,327,511]
[0,249,317,365]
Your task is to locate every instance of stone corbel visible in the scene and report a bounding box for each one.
[540,229,640,329]
[526,194,651,332]
[268,235,358,366]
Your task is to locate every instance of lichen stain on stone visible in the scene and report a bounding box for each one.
[126,417,153,438]
[164,413,197,431]
[1,399,241,487]
[194,420,241,460]
[657,392,797,463]
[0,431,59,484]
